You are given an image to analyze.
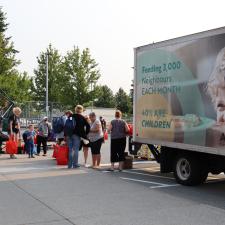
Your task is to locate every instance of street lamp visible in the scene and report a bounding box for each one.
[90,81,93,112]
[90,80,96,112]
[46,52,49,117]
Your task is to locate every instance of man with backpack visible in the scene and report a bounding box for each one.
[53,111,70,145]
[65,105,90,169]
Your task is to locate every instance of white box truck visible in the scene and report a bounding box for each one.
[133,27,225,185]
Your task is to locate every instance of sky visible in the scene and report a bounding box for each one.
[1,0,225,93]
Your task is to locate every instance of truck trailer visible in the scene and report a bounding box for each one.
[133,27,225,185]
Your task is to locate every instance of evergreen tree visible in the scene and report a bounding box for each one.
[0,7,8,33]
[115,88,132,114]
[0,7,19,77]
[0,7,30,104]
[95,85,115,108]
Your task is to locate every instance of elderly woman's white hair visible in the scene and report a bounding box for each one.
[13,107,22,116]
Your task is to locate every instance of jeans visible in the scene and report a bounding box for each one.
[67,134,81,168]
[27,142,34,156]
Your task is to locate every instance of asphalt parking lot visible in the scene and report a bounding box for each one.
[1,147,225,225]
[1,137,225,225]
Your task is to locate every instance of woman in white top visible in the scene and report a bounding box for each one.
[88,112,104,169]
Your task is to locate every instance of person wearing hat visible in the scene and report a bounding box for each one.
[36,116,51,156]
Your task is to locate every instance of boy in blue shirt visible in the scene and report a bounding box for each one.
[23,124,36,158]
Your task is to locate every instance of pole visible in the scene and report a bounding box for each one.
[46,52,49,117]
[91,81,93,112]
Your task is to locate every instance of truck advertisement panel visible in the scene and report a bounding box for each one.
[135,32,225,149]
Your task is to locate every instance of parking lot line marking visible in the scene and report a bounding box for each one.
[100,161,157,167]
[140,167,160,171]
[102,170,119,173]
[133,161,157,165]
[122,170,175,180]
[119,177,171,186]
[150,184,180,189]
[142,168,161,172]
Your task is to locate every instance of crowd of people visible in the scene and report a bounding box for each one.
[0,104,130,171]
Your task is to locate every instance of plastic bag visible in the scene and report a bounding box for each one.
[6,140,18,154]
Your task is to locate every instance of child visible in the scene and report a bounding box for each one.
[23,124,36,158]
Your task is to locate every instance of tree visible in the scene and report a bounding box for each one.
[32,44,65,104]
[0,8,19,76]
[0,7,8,33]
[63,47,100,106]
[95,85,115,108]
[115,88,132,114]
[32,45,101,109]
[129,80,134,114]
[0,72,32,103]
[0,7,19,76]
[0,7,30,104]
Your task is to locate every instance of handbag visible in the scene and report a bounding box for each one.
[6,140,18,154]
[104,131,108,141]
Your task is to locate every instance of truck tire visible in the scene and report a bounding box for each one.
[173,154,208,186]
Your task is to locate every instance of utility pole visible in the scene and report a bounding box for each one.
[91,81,93,112]
[46,52,49,117]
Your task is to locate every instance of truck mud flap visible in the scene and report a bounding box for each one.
[147,144,160,163]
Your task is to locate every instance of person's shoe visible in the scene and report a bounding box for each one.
[28,155,31,158]
[35,153,40,156]
[84,163,90,168]
[43,154,47,157]
[73,165,80,168]
[10,155,17,159]
[31,155,35,158]
[107,168,114,172]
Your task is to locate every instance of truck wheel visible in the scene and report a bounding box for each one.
[173,154,208,186]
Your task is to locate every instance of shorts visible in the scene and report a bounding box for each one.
[90,138,103,155]
[110,137,126,162]
[10,128,19,134]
